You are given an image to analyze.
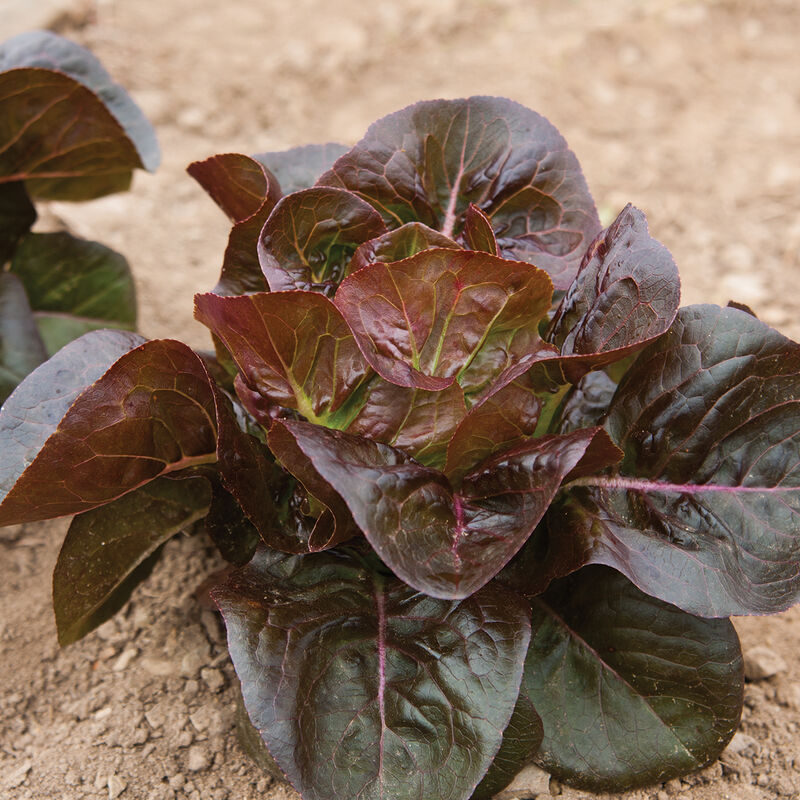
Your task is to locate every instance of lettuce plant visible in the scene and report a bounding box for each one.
[0,31,158,401]
[3,95,798,799]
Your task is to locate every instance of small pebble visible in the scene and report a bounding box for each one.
[187,745,210,772]
[492,764,550,799]
[108,774,127,799]
[201,667,225,692]
[744,645,788,680]
[142,658,175,677]
[724,731,759,756]
[113,648,138,672]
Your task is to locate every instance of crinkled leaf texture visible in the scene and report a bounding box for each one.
[213,547,532,800]
[550,304,800,616]
[521,566,743,791]
[268,419,621,598]
[0,31,159,198]
[10,231,136,355]
[53,475,211,645]
[348,221,459,273]
[335,248,553,393]
[319,96,601,288]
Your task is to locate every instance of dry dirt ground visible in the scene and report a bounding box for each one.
[2,0,800,799]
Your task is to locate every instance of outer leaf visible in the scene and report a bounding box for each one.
[521,566,743,791]
[319,96,600,288]
[554,304,800,616]
[214,547,531,800]
[205,480,260,566]
[546,204,680,382]
[346,378,467,468]
[195,291,370,426]
[0,271,47,401]
[0,338,218,525]
[471,696,543,800]
[11,231,136,354]
[269,420,621,598]
[348,221,460,273]
[258,187,386,292]
[53,475,211,645]
[0,31,159,173]
[0,329,144,495]
[0,180,36,262]
[188,153,281,296]
[335,248,553,393]
[461,203,498,255]
[558,370,617,433]
[253,142,348,194]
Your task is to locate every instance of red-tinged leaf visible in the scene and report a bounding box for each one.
[188,153,281,296]
[471,696,543,800]
[187,152,275,223]
[214,547,531,800]
[0,32,159,199]
[558,370,617,433]
[0,271,47,402]
[546,204,680,382]
[319,96,600,288]
[462,203,498,254]
[346,377,467,468]
[521,567,743,791]
[0,338,218,526]
[253,142,348,194]
[0,180,36,262]
[0,329,144,492]
[270,420,621,599]
[552,305,800,617]
[445,354,562,483]
[335,248,553,393]
[267,422,361,552]
[195,291,370,426]
[53,474,212,645]
[348,221,460,273]
[258,187,386,292]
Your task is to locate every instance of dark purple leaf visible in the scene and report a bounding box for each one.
[258,187,386,292]
[471,695,543,800]
[0,180,36,261]
[205,480,260,567]
[214,547,531,800]
[345,378,467,468]
[554,304,800,616]
[0,32,158,199]
[195,291,370,426]
[461,203,498,254]
[558,370,617,433]
[53,474,211,645]
[0,337,218,526]
[0,271,47,402]
[348,221,460,273]
[319,96,600,288]
[11,231,136,355]
[546,205,680,382]
[253,142,348,194]
[269,419,620,598]
[188,153,281,296]
[522,566,743,791]
[335,248,553,393]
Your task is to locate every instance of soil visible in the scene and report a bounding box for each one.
[2,0,800,798]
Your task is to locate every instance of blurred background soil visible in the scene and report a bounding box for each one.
[1,1,799,799]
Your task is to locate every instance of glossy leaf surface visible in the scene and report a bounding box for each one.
[11,231,136,354]
[0,32,158,198]
[195,291,370,425]
[319,96,600,287]
[214,547,531,800]
[335,248,553,393]
[259,187,386,292]
[547,204,680,381]
[557,304,800,616]
[348,221,460,273]
[253,142,348,194]
[0,181,36,262]
[0,271,47,401]
[270,420,621,598]
[522,566,743,791]
[0,338,217,525]
[53,475,211,645]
